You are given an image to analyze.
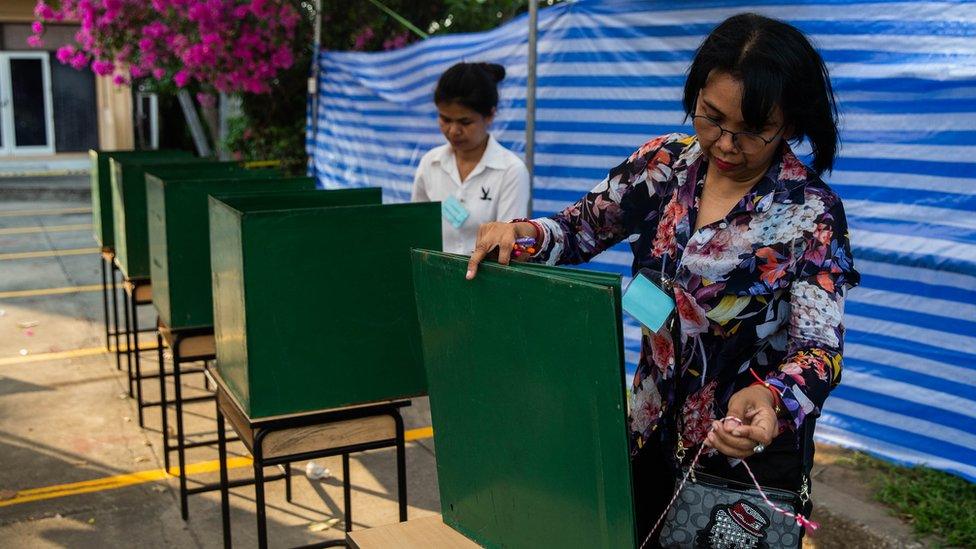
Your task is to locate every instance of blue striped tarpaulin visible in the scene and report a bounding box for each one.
[310,0,976,481]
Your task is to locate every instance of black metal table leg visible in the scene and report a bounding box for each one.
[133,291,145,427]
[111,260,121,370]
[217,403,232,549]
[342,453,352,533]
[254,432,269,549]
[173,335,189,520]
[158,328,170,472]
[285,462,293,503]
[123,286,133,397]
[101,255,110,351]
[394,411,408,522]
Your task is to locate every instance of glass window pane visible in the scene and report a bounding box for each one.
[0,73,4,149]
[10,58,48,147]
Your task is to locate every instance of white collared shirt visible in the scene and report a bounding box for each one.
[411,135,530,254]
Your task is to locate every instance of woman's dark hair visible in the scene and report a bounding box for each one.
[434,62,506,118]
[683,13,839,174]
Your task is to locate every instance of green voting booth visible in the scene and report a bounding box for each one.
[411,251,636,549]
[146,176,321,331]
[208,195,440,418]
[90,149,193,249]
[150,186,392,522]
[110,158,271,280]
[91,149,195,362]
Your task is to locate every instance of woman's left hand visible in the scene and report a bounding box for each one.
[705,385,778,459]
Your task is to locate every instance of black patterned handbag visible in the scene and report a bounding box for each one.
[655,422,815,549]
[657,467,809,548]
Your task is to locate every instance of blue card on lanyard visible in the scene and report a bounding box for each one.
[622,272,675,332]
[442,196,470,229]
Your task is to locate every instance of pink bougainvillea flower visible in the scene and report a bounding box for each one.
[56,45,75,63]
[173,69,190,87]
[34,1,55,19]
[92,59,114,75]
[70,51,88,69]
[30,0,299,97]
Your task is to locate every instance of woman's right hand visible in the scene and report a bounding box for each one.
[465,221,538,280]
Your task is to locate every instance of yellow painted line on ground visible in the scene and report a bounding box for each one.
[0,283,102,299]
[0,207,92,218]
[242,159,282,169]
[0,456,253,507]
[0,169,87,179]
[405,426,433,442]
[0,342,161,367]
[0,223,91,236]
[0,247,100,261]
[0,427,435,507]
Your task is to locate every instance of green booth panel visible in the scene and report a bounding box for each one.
[146,178,356,331]
[89,149,193,249]
[110,159,276,279]
[411,250,635,549]
[209,197,440,419]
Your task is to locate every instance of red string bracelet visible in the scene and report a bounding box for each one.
[749,368,783,415]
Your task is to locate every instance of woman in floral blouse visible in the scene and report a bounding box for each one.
[466,13,859,544]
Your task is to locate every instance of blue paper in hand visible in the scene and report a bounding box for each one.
[622,273,675,332]
[441,196,470,229]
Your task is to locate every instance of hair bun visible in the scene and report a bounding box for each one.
[434,61,504,116]
[477,62,506,84]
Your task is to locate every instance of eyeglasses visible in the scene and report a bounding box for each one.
[691,114,784,154]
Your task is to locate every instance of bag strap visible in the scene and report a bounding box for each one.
[798,416,816,505]
[801,417,815,472]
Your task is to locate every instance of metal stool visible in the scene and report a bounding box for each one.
[100,250,123,369]
[157,322,286,521]
[211,366,409,549]
[121,276,156,423]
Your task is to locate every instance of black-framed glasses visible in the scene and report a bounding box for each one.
[691,114,784,154]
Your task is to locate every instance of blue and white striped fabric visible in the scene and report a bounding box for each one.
[310,0,976,481]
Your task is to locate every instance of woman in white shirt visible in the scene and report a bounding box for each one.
[412,62,531,254]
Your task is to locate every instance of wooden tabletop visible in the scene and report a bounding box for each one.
[157,322,215,359]
[122,279,152,302]
[347,516,481,549]
[207,365,403,459]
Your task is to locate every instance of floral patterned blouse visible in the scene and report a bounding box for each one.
[532,133,859,461]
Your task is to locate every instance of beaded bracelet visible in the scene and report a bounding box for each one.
[509,218,544,258]
[512,237,537,258]
[510,217,543,244]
